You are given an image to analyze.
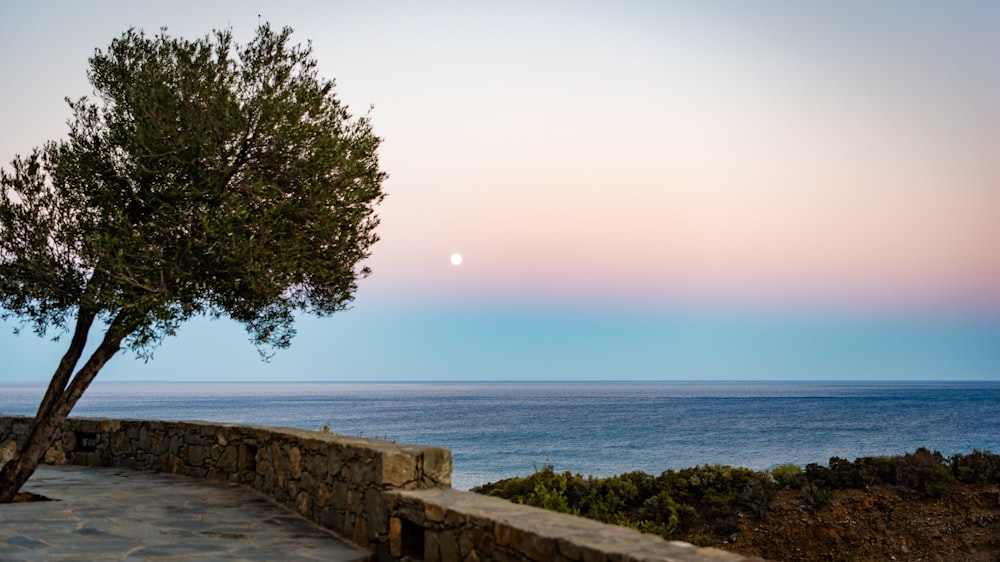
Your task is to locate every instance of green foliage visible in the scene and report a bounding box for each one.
[856,455,895,488]
[527,479,577,514]
[801,448,976,498]
[637,491,695,537]
[474,463,775,541]
[771,464,804,488]
[475,466,581,514]
[951,449,1000,484]
[1,23,385,357]
[894,448,956,498]
[473,449,1000,545]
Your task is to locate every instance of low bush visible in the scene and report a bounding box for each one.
[472,449,1000,543]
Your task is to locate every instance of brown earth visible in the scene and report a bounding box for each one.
[721,484,1000,562]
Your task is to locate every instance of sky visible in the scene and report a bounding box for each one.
[1,1,998,382]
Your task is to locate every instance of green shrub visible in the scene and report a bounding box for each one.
[828,456,862,488]
[637,490,695,539]
[771,464,804,488]
[856,455,894,488]
[472,449,998,544]
[951,450,1000,485]
[526,480,577,514]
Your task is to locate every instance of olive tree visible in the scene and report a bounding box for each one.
[0,24,385,502]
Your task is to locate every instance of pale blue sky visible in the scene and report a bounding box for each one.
[1,1,998,382]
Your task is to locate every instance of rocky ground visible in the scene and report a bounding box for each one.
[721,483,1000,561]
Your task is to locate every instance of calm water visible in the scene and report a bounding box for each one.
[2,381,998,490]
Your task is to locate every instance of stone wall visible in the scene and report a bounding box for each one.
[0,415,449,559]
[0,415,765,562]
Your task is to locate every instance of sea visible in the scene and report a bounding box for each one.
[1,381,998,491]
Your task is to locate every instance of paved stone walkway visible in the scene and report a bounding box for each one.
[0,465,369,561]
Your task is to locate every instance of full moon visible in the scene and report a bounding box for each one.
[450,253,463,266]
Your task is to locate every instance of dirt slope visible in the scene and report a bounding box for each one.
[723,484,1000,562]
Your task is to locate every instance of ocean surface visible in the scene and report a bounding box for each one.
[1,381,998,490]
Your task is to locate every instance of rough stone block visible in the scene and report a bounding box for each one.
[323,506,347,534]
[168,434,182,454]
[188,444,205,466]
[511,528,555,562]
[150,431,165,454]
[365,489,387,538]
[110,431,131,456]
[217,445,238,471]
[0,440,17,463]
[316,482,330,507]
[295,490,312,516]
[44,445,67,465]
[158,452,179,474]
[580,547,607,562]
[425,530,441,562]
[328,454,345,477]
[304,451,326,480]
[425,502,447,524]
[353,515,368,547]
[459,529,475,556]
[269,441,283,470]
[349,457,375,486]
[494,522,514,547]
[558,536,583,560]
[138,427,151,450]
[440,530,460,562]
[347,488,363,515]
[389,517,403,557]
[378,450,417,487]
[331,481,351,510]
[288,445,302,478]
[471,527,494,555]
[301,470,316,493]
[393,496,426,525]
[422,447,452,487]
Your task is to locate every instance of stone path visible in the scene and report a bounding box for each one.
[0,465,369,561]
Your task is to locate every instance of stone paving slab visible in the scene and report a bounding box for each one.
[0,465,370,561]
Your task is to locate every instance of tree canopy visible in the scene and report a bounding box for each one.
[0,23,386,502]
[0,24,385,355]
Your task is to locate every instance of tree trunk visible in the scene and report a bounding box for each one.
[0,313,129,503]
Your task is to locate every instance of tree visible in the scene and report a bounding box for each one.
[0,24,386,502]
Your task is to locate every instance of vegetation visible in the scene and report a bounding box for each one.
[0,24,385,502]
[473,449,1000,542]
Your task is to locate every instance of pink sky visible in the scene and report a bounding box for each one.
[2,2,997,314]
